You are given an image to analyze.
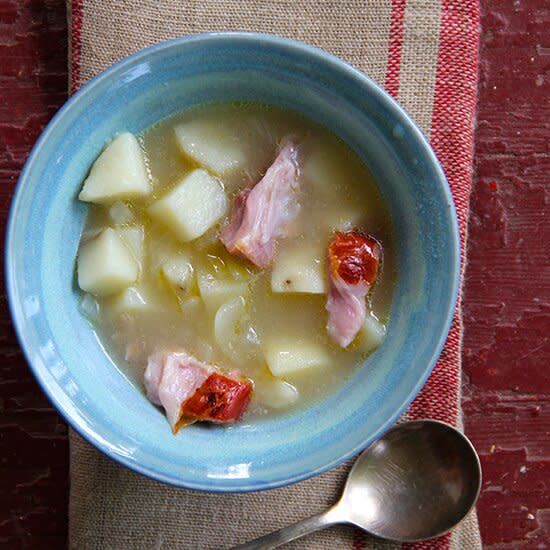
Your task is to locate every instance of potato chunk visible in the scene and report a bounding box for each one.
[161,253,195,297]
[214,296,246,362]
[195,249,253,312]
[180,296,204,319]
[214,296,260,365]
[356,313,386,353]
[111,286,149,314]
[147,169,227,242]
[174,113,278,181]
[263,338,331,377]
[78,133,150,203]
[271,242,326,294]
[197,271,249,313]
[77,228,138,296]
[115,225,144,265]
[302,140,369,234]
[109,201,134,225]
[255,379,299,409]
[301,144,349,200]
[175,120,246,176]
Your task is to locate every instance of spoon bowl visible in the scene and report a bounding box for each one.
[341,419,481,541]
[232,420,481,549]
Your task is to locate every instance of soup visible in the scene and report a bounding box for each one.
[75,103,395,432]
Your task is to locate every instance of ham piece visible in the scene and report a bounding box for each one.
[220,141,300,268]
[326,231,382,348]
[144,351,252,432]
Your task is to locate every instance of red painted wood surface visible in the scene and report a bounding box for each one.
[0,1,548,548]
[462,1,550,547]
[1,2,69,549]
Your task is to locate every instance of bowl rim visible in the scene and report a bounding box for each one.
[5,31,460,491]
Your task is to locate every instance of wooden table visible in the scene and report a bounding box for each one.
[1,1,548,548]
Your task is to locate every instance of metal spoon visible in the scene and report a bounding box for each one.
[230,420,481,549]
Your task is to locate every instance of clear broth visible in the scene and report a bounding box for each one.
[81,102,396,419]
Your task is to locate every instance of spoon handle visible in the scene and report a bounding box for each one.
[228,506,342,550]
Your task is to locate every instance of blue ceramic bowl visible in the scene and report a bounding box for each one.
[6,33,459,491]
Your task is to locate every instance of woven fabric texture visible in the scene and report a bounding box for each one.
[67,1,481,548]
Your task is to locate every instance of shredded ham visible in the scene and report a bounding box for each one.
[326,231,382,348]
[220,141,300,268]
[144,351,251,432]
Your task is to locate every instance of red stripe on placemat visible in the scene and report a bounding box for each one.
[406,315,461,424]
[430,0,480,244]
[352,529,365,550]
[407,0,480,424]
[403,534,452,550]
[403,1,480,549]
[385,0,407,98]
[70,0,84,94]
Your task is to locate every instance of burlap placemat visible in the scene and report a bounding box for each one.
[67,1,482,548]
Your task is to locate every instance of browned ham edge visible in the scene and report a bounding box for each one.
[144,351,252,432]
[326,231,382,348]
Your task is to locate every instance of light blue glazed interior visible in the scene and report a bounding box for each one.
[6,33,459,491]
